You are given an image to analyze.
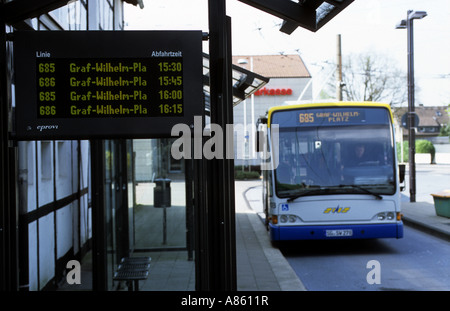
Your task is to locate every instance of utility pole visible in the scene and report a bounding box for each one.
[336,34,343,101]
[396,10,427,202]
[406,11,417,202]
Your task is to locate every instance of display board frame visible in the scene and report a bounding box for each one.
[13,30,203,140]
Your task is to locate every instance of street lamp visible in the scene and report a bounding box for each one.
[396,10,427,203]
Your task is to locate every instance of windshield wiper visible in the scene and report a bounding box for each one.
[286,184,383,202]
[286,186,326,202]
[338,184,383,200]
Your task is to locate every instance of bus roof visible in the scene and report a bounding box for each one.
[267,101,393,126]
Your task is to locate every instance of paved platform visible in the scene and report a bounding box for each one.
[59,179,449,291]
[235,181,306,291]
[58,180,306,291]
[140,180,307,291]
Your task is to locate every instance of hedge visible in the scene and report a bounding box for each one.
[234,170,261,180]
[397,139,435,162]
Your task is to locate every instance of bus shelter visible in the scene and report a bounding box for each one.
[0,0,353,291]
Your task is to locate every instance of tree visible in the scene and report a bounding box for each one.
[325,52,407,106]
[439,104,450,137]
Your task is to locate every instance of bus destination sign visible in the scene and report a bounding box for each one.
[299,110,366,125]
[14,31,203,140]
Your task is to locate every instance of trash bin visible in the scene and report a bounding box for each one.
[431,190,450,218]
[154,178,171,207]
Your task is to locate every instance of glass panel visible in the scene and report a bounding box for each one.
[316,2,335,24]
[127,140,135,252]
[133,138,187,249]
[168,138,183,173]
[99,138,194,291]
[104,140,118,290]
[131,138,194,291]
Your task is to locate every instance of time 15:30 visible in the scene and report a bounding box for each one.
[158,62,182,72]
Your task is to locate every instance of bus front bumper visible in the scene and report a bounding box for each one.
[269,222,403,241]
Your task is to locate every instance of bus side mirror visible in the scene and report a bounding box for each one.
[255,130,264,152]
[399,164,406,191]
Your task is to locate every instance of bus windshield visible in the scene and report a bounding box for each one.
[271,107,396,198]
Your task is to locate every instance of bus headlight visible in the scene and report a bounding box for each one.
[375,212,397,221]
[279,215,300,223]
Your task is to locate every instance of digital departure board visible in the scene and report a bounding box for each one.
[14,31,203,139]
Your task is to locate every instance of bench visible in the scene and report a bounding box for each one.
[113,256,151,291]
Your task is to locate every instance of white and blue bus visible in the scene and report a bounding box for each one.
[258,102,405,241]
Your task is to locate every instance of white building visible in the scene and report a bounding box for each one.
[232,54,312,167]
[12,0,127,291]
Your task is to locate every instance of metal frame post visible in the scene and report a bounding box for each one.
[90,139,108,291]
[202,0,236,291]
[0,11,7,291]
[1,11,19,291]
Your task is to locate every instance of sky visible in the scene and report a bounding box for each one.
[124,0,450,107]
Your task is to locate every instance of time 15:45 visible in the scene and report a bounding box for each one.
[159,76,182,86]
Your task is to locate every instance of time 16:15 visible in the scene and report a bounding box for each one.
[159,103,182,114]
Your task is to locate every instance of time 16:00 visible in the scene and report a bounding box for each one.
[159,90,182,100]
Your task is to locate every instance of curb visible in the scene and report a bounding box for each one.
[402,215,450,242]
[242,187,307,291]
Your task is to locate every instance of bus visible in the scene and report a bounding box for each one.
[257,102,405,241]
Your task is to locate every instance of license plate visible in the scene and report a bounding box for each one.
[326,229,353,237]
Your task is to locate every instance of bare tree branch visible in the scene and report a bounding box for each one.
[324,52,407,106]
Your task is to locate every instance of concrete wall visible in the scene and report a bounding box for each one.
[21,141,91,290]
[14,0,124,291]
